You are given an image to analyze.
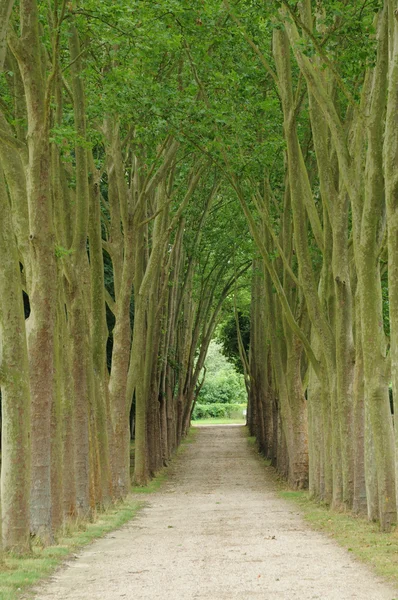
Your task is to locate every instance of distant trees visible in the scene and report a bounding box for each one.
[217,312,250,376]
[192,340,247,419]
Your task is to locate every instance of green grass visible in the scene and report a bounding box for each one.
[192,417,246,425]
[278,489,398,585]
[246,430,398,588]
[131,472,168,494]
[0,497,142,600]
[0,430,197,600]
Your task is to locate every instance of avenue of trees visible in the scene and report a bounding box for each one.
[0,0,398,556]
[0,0,252,552]
[237,0,398,534]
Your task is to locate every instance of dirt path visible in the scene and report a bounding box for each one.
[34,426,397,600]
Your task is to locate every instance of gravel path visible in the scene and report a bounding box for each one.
[34,425,398,600]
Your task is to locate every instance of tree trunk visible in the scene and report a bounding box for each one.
[0,167,31,552]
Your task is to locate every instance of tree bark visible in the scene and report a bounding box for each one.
[0,167,31,552]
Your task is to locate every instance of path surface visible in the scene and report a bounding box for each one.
[35,426,397,600]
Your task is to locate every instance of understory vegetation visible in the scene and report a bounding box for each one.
[0,0,398,573]
[192,340,247,420]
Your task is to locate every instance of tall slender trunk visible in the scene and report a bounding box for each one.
[0,167,31,552]
[9,0,57,542]
[88,159,111,506]
[384,0,398,518]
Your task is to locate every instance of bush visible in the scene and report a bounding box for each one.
[192,402,247,420]
[197,372,246,405]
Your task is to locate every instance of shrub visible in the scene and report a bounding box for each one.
[197,372,246,405]
[192,402,247,420]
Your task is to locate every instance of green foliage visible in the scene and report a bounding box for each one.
[192,417,245,424]
[381,265,390,338]
[197,340,247,404]
[198,373,246,404]
[192,402,246,420]
[50,125,94,151]
[217,311,250,375]
[54,245,74,259]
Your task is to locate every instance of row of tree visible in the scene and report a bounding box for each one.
[236,0,398,532]
[0,0,251,553]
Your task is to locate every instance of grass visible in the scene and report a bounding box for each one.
[131,427,198,497]
[0,429,197,600]
[192,417,246,425]
[246,429,398,588]
[0,497,142,600]
[278,489,398,586]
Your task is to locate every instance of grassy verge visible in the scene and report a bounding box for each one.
[1,429,197,600]
[278,490,398,585]
[192,418,246,426]
[131,427,197,494]
[246,429,398,587]
[0,497,142,600]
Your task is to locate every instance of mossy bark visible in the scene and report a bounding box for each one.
[0,168,31,552]
[384,0,398,519]
[9,0,57,540]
